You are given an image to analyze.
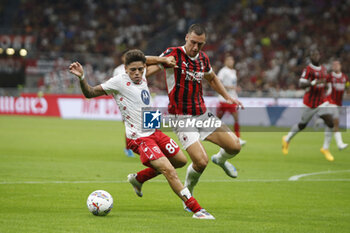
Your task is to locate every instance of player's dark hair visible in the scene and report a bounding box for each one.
[224,53,234,60]
[124,49,146,65]
[121,49,129,57]
[309,48,319,56]
[188,24,207,36]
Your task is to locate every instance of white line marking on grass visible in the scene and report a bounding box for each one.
[1,178,350,185]
[288,170,350,181]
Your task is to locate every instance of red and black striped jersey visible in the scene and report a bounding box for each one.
[300,64,328,108]
[326,72,349,106]
[160,46,212,115]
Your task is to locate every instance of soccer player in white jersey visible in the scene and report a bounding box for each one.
[69,49,214,219]
[113,50,135,158]
[216,55,246,146]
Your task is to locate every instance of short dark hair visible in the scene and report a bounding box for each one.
[121,49,129,57]
[224,53,234,60]
[309,48,319,56]
[188,24,207,36]
[124,49,146,65]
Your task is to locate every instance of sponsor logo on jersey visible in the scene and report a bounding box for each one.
[182,70,204,83]
[141,90,150,105]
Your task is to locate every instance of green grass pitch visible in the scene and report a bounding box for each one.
[0,116,349,233]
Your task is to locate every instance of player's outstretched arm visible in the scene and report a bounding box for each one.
[69,62,106,98]
[145,56,177,77]
[205,72,244,109]
[146,56,176,67]
[146,65,162,77]
[299,78,325,89]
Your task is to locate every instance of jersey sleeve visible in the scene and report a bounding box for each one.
[159,47,178,69]
[160,47,176,57]
[100,76,121,95]
[202,53,212,74]
[300,68,309,80]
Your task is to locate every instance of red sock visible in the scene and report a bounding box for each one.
[136,168,159,183]
[234,122,240,138]
[185,197,202,213]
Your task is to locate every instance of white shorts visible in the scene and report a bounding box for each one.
[300,101,332,124]
[171,111,222,149]
[328,104,340,119]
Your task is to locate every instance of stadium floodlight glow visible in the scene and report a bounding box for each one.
[19,49,28,57]
[6,48,15,56]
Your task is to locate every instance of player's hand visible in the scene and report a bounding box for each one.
[165,56,178,68]
[69,62,84,79]
[227,97,244,110]
[311,79,325,86]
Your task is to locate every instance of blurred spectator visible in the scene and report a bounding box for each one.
[2,0,349,98]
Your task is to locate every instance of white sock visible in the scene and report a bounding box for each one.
[215,148,237,164]
[323,127,333,150]
[184,163,202,194]
[334,132,344,147]
[286,124,301,142]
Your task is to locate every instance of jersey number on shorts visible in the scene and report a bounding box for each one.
[165,139,179,154]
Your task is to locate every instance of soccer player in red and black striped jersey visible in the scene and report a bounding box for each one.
[324,60,349,150]
[146,24,244,206]
[282,49,336,161]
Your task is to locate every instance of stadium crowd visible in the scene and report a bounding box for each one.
[3,0,350,97]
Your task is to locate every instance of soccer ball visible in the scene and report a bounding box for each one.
[86,190,113,216]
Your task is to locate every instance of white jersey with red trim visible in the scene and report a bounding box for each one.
[217,66,238,102]
[101,73,154,139]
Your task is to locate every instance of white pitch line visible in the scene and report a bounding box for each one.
[288,169,350,181]
[1,178,350,185]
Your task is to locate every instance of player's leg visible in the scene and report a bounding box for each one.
[232,111,240,137]
[282,106,316,154]
[205,124,240,178]
[174,129,207,196]
[184,140,209,195]
[127,132,187,197]
[332,107,348,150]
[320,113,335,161]
[334,118,348,150]
[150,156,214,219]
[124,132,135,157]
[155,130,187,169]
[216,102,225,119]
[131,150,187,189]
[232,111,246,146]
[167,151,187,168]
[126,136,160,197]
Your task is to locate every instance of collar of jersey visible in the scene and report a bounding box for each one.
[332,71,342,78]
[181,46,199,60]
[309,63,321,71]
[129,78,143,85]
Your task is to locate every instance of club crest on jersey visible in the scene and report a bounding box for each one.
[152,146,161,154]
[141,90,150,105]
